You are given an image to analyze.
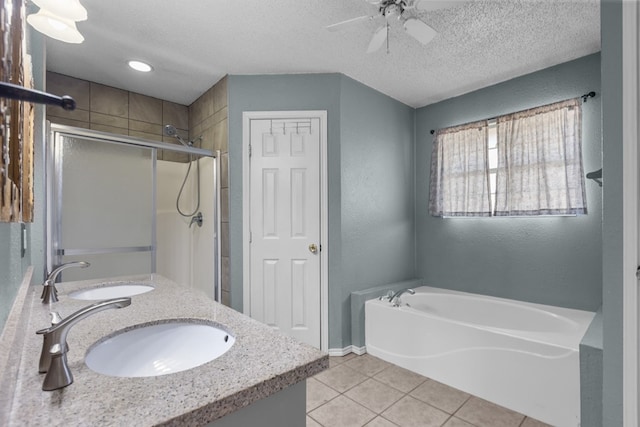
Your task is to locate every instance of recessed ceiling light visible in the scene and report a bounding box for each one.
[128,60,153,73]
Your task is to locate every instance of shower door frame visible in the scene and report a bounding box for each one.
[45,124,217,295]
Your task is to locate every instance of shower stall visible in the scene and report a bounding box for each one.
[45,123,221,301]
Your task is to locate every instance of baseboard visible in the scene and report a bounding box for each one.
[328,345,366,357]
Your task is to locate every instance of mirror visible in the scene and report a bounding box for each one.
[0,0,34,223]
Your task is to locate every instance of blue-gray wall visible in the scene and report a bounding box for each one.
[601,1,623,425]
[227,74,416,348]
[338,77,416,345]
[414,53,602,312]
[0,224,29,327]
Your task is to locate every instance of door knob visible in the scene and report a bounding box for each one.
[309,243,318,254]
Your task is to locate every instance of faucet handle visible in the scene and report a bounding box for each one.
[50,312,62,325]
[42,344,73,391]
[37,311,69,373]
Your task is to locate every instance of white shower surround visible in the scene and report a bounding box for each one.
[156,158,216,298]
[365,286,595,427]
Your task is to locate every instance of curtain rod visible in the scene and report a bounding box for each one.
[429,91,596,135]
[0,81,76,110]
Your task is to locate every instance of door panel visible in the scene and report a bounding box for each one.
[249,118,321,348]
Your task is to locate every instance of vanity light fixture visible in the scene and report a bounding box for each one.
[128,60,153,73]
[27,0,87,44]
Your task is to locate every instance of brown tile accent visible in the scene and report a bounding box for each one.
[213,76,227,113]
[90,111,128,129]
[213,118,228,152]
[163,101,189,130]
[129,130,162,142]
[46,72,90,110]
[220,152,229,188]
[47,117,90,129]
[199,125,215,152]
[90,123,128,136]
[129,92,162,124]
[221,290,230,306]
[220,222,229,257]
[129,119,162,135]
[213,106,228,124]
[220,188,229,222]
[47,106,90,123]
[221,256,230,292]
[90,83,128,117]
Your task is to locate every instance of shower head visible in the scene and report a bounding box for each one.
[163,124,191,147]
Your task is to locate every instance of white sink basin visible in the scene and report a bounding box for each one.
[69,283,154,300]
[85,320,234,377]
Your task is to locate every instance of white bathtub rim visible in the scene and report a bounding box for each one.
[369,286,595,351]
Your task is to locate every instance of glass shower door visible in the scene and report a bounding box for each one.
[49,129,155,282]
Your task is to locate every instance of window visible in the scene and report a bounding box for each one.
[429,98,587,217]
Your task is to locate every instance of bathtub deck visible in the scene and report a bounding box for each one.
[307,353,550,427]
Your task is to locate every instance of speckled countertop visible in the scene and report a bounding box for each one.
[0,273,328,426]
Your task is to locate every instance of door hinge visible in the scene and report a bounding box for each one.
[248,144,252,157]
[249,231,252,243]
[636,266,640,279]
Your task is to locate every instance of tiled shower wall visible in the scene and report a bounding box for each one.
[46,72,189,162]
[188,77,230,306]
[45,72,231,306]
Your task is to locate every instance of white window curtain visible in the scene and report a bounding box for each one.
[429,121,491,217]
[494,98,587,216]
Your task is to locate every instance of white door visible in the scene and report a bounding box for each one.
[247,116,322,348]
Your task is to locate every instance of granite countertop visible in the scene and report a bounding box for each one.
[0,273,327,426]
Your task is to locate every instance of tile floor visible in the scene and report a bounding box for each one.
[307,354,552,427]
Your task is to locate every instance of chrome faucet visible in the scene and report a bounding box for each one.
[41,261,90,304]
[36,297,131,391]
[389,288,415,307]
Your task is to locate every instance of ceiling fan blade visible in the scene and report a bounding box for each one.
[403,18,437,45]
[326,15,373,32]
[367,25,388,53]
[414,0,468,12]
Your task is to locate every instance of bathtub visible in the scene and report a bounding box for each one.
[365,286,595,427]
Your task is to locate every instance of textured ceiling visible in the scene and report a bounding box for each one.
[44,0,600,108]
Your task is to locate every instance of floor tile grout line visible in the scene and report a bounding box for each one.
[313,355,547,427]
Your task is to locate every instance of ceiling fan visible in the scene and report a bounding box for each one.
[326,0,465,53]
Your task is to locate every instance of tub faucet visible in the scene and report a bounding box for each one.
[36,297,131,391]
[41,261,90,304]
[389,288,415,307]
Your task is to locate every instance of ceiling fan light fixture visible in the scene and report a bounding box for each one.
[403,18,437,45]
[367,25,388,53]
[31,0,87,21]
[27,9,84,44]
